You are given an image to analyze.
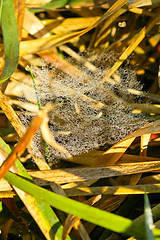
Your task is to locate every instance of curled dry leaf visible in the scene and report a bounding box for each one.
[40,115,72,159]
[62,215,81,240]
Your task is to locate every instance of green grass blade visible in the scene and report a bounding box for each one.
[0,0,19,83]
[30,0,90,10]
[0,137,70,240]
[144,193,155,240]
[27,66,42,110]
[0,0,3,22]
[68,0,91,4]
[44,0,68,8]
[4,170,160,239]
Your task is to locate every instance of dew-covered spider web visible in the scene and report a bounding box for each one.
[18,51,148,161]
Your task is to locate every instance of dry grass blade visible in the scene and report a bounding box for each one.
[38,50,91,80]
[0,90,26,137]
[58,152,160,166]
[0,179,13,191]
[59,45,97,71]
[0,154,159,191]
[126,103,160,115]
[13,0,25,40]
[128,0,160,8]
[0,191,15,198]
[44,17,100,34]
[64,150,105,165]
[118,154,160,164]
[129,7,155,16]
[27,161,160,185]
[94,138,135,166]
[140,134,151,156]
[129,133,151,185]
[65,183,160,197]
[23,8,50,37]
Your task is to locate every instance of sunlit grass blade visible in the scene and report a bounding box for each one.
[4,170,160,239]
[144,193,155,240]
[26,161,160,185]
[64,183,160,197]
[128,0,158,8]
[0,0,19,83]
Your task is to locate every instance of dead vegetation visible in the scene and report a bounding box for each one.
[1,0,160,239]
